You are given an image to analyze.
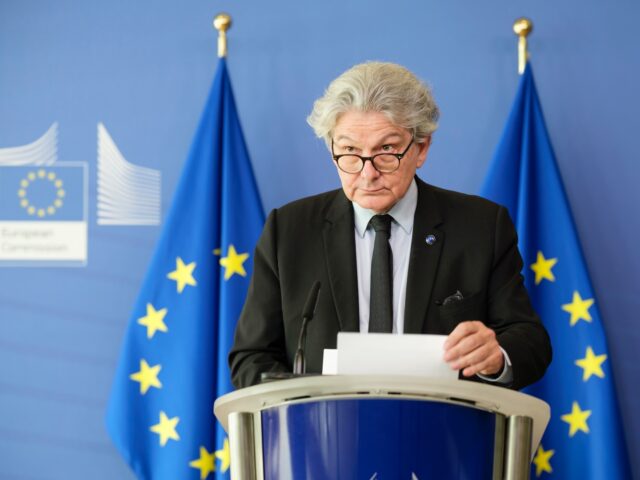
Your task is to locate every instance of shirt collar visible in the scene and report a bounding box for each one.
[353,179,418,237]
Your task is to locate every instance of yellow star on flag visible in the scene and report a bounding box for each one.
[167,257,197,293]
[189,446,216,479]
[219,245,249,281]
[137,303,168,339]
[150,411,180,446]
[533,444,554,477]
[562,291,594,326]
[530,251,558,285]
[129,359,162,394]
[561,401,591,437]
[215,438,231,473]
[575,346,607,381]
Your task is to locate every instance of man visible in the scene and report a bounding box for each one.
[229,62,551,390]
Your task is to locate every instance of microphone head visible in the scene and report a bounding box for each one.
[302,281,321,319]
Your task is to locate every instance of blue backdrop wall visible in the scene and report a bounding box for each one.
[1,1,638,478]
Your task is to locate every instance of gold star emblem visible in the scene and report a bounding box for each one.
[129,359,162,394]
[189,446,216,479]
[562,291,594,326]
[18,169,65,218]
[219,245,249,281]
[215,438,231,473]
[575,346,607,381]
[150,411,180,446]
[167,257,197,293]
[533,444,554,477]
[561,401,591,437]
[530,251,558,285]
[137,303,168,339]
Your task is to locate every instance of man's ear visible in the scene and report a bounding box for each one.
[416,136,432,168]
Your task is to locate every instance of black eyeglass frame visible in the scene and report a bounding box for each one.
[331,137,415,174]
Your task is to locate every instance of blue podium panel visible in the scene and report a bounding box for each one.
[262,398,496,479]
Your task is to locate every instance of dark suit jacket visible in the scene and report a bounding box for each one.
[229,177,551,390]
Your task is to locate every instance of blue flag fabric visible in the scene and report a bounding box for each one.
[106,59,264,480]
[481,64,631,478]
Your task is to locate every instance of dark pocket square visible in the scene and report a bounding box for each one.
[438,291,486,323]
[441,290,464,306]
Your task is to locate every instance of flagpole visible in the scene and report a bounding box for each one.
[513,18,533,74]
[214,13,232,58]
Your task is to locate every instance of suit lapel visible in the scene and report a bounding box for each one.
[404,178,445,333]
[322,191,360,332]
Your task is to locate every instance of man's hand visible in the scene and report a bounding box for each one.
[443,321,504,377]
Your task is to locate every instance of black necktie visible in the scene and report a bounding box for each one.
[369,214,393,333]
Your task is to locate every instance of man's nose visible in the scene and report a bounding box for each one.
[360,159,380,179]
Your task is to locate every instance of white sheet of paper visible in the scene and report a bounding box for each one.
[322,348,338,375]
[336,332,458,379]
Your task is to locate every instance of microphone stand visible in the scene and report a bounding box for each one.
[260,281,321,383]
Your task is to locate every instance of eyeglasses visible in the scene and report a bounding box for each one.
[331,138,414,174]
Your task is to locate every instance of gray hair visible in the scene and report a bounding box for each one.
[307,62,440,147]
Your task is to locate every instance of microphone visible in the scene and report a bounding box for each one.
[293,281,321,375]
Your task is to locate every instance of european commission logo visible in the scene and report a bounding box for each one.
[0,123,88,266]
[0,165,88,266]
[0,122,161,266]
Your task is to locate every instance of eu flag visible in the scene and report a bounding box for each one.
[481,64,631,478]
[106,59,264,479]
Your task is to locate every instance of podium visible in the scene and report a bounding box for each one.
[214,376,549,479]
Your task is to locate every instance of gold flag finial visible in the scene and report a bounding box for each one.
[513,18,533,74]
[213,13,232,58]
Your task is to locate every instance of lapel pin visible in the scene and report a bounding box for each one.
[425,234,436,245]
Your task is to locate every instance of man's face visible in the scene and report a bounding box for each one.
[332,110,430,213]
